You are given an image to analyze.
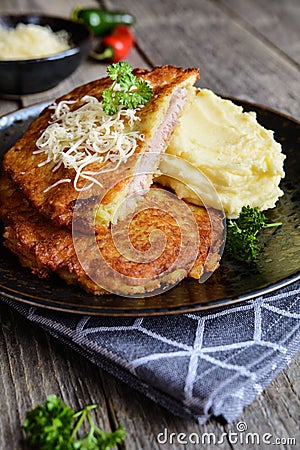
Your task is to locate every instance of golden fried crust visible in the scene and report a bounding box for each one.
[3,66,199,230]
[0,174,222,296]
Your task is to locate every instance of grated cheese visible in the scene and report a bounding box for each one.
[34,96,142,191]
[0,23,70,60]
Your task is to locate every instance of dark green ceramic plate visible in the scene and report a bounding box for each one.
[0,99,299,316]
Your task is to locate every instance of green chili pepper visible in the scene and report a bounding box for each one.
[72,7,136,37]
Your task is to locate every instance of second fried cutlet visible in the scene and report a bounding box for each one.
[0,174,223,296]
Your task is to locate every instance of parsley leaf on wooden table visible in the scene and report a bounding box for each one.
[23,394,125,450]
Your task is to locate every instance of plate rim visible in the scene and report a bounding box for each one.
[1,271,299,316]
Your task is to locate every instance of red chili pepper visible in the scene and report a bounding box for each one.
[89,25,134,62]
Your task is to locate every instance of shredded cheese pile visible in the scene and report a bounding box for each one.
[0,23,70,60]
[35,95,142,191]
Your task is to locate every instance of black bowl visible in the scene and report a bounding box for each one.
[0,14,92,95]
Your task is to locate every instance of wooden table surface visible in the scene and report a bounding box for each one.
[0,0,299,449]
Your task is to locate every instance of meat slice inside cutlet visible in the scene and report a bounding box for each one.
[0,174,223,296]
[3,66,199,230]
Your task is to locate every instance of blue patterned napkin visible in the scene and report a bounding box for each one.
[1,280,300,424]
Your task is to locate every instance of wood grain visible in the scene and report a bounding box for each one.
[219,0,300,64]
[105,0,300,120]
[0,0,299,448]
[0,303,299,450]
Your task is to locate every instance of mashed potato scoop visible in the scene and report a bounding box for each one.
[158,89,285,218]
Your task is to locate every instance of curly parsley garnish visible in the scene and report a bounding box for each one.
[226,206,282,262]
[102,62,153,115]
[23,394,125,450]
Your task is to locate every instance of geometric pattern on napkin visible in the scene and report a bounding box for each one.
[2,281,300,424]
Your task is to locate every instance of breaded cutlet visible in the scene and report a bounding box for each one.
[3,65,199,230]
[0,174,223,296]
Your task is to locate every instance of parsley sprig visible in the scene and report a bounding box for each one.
[23,395,125,450]
[102,62,153,115]
[226,206,282,262]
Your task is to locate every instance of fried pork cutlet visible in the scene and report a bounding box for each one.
[3,65,199,230]
[0,174,223,296]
